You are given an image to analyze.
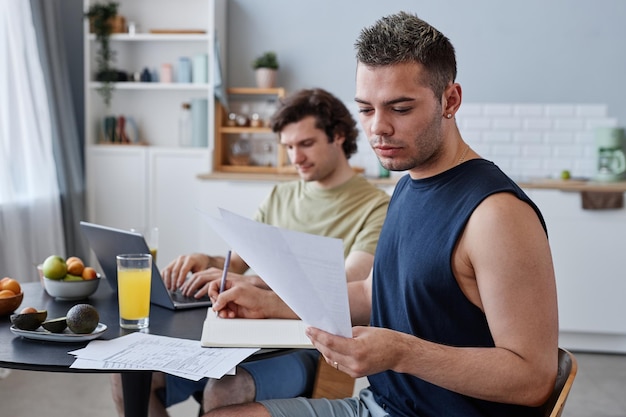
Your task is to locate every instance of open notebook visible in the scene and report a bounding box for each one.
[201,310,314,348]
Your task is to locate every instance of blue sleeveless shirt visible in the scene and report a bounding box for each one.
[369,159,545,417]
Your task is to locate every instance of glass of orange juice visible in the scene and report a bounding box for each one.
[116,254,152,329]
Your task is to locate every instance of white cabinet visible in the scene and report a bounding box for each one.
[148,148,212,269]
[525,189,626,353]
[86,146,148,229]
[86,147,211,269]
[84,0,226,264]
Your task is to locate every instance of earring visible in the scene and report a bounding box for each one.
[446,114,452,119]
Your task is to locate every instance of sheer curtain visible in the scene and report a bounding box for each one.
[0,1,65,282]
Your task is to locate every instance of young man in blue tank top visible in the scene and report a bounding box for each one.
[109,88,390,416]
[203,11,559,417]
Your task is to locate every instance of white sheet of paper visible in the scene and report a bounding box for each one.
[68,332,256,379]
[200,208,352,338]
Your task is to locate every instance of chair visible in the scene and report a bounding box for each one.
[311,356,356,399]
[540,348,578,417]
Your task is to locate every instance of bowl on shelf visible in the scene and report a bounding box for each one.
[0,292,24,316]
[42,276,101,301]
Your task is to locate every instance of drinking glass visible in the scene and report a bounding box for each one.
[116,254,152,329]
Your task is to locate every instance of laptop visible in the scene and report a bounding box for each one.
[80,221,212,310]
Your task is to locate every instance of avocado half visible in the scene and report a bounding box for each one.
[41,317,68,333]
[10,310,48,331]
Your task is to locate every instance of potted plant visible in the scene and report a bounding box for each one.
[252,51,279,88]
[85,1,120,107]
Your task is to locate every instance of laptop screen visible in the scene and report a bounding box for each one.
[80,221,212,310]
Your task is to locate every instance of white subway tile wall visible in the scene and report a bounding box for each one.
[457,103,618,180]
[350,103,618,180]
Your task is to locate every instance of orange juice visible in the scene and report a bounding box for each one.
[118,268,151,320]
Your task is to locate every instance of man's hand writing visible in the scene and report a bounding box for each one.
[209,279,298,320]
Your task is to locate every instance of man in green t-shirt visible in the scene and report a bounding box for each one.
[110,88,390,416]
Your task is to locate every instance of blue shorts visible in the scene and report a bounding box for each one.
[241,349,319,400]
[161,349,320,407]
[158,376,207,407]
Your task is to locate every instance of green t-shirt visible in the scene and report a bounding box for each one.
[254,175,390,258]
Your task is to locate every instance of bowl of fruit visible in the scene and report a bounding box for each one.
[40,255,101,301]
[0,277,24,316]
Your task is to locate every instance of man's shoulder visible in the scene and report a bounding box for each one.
[267,175,390,203]
[270,179,304,194]
[349,175,391,200]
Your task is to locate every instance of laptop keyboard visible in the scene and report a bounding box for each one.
[169,290,211,303]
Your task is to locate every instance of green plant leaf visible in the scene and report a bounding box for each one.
[85,1,120,107]
[252,51,279,70]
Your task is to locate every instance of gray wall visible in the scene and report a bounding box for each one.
[225,0,626,124]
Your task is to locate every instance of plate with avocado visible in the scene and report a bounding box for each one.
[10,323,107,342]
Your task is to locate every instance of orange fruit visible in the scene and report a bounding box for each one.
[66,258,85,275]
[1,278,21,295]
[82,267,97,280]
[0,289,16,298]
[66,256,82,263]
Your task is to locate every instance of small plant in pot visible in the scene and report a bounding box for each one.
[252,51,279,89]
[85,1,120,108]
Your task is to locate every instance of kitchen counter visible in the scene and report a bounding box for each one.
[197,171,399,187]
[517,178,626,192]
[199,173,626,193]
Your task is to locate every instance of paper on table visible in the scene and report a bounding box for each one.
[70,357,206,380]
[68,332,256,379]
[200,208,352,338]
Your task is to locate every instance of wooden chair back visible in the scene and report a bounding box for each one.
[540,347,578,417]
[311,356,356,399]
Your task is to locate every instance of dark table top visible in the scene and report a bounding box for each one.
[0,281,209,372]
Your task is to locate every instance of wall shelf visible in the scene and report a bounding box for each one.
[213,87,290,174]
[89,82,210,91]
[89,33,210,42]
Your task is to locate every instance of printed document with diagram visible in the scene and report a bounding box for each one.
[199,208,352,348]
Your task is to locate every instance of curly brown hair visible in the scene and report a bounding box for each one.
[270,88,358,159]
[355,11,457,101]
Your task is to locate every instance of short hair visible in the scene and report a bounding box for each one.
[270,88,358,159]
[355,11,457,100]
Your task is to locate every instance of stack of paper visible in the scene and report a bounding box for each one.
[69,332,258,380]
